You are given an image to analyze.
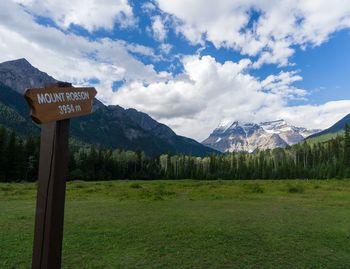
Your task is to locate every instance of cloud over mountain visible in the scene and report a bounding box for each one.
[113,54,350,140]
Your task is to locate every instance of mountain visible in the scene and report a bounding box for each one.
[307,113,350,140]
[202,119,321,153]
[0,58,56,94]
[0,58,217,157]
[69,105,217,157]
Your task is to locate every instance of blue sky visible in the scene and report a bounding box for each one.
[292,30,350,105]
[1,0,350,140]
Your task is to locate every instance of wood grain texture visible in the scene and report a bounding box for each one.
[32,120,70,269]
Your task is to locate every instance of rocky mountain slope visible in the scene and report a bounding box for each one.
[202,119,321,153]
[0,58,56,94]
[0,58,217,157]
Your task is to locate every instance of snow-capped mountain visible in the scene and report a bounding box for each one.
[202,119,321,153]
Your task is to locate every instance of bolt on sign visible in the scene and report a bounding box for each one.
[25,83,97,269]
[25,86,97,123]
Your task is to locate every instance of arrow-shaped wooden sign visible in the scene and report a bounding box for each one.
[25,86,97,124]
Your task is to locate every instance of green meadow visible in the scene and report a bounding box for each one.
[1,180,350,268]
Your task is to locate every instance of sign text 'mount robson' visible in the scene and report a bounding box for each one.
[25,86,97,124]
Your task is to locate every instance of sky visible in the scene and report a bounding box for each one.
[1,0,350,141]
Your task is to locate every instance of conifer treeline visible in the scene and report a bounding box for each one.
[1,125,349,182]
[0,125,39,182]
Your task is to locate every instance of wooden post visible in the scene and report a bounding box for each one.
[25,82,97,269]
[32,119,70,269]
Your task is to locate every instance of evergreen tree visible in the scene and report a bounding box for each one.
[0,125,7,181]
[25,135,37,181]
[6,130,17,181]
[344,124,350,166]
[15,139,26,180]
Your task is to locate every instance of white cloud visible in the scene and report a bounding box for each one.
[159,43,172,54]
[13,0,136,31]
[261,71,307,100]
[156,0,350,66]
[142,2,156,13]
[151,15,167,42]
[276,100,350,131]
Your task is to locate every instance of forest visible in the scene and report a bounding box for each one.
[0,124,349,182]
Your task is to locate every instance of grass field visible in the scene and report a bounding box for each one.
[1,180,350,268]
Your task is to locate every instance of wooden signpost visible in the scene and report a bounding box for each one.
[25,82,97,269]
